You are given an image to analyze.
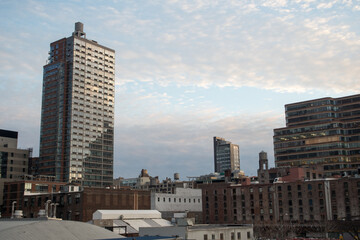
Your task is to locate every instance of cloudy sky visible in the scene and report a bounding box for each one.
[1,0,360,180]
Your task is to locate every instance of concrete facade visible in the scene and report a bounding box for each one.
[151,188,202,212]
[140,224,254,240]
[151,188,202,223]
[0,129,31,207]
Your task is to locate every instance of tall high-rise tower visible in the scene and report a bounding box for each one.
[39,22,115,187]
[213,136,240,173]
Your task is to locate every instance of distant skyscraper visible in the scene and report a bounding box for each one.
[39,22,115,187]
[213,137,240,173]
[274,94,360,176]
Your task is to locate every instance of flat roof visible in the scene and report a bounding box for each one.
[0,219,122,240]
[188,224,253,230]
[0,129,18,139]
[93,210,162,220]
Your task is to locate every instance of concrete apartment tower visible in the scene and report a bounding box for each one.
[213,137,240,174]
[39,22,115,187]
[274,94,360,177]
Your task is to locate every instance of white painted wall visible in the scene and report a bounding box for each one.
[188,226,253,240]
[140,225,254,240]
[151,188,202,212]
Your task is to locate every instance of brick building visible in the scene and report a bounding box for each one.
[2,180,151,222]
[200,177,360,237]
[201,176,360,223]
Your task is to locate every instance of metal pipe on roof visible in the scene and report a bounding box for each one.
[11,201,16,219]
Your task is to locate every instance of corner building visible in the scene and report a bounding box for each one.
[39,22,115,187]
[274,94,360,176]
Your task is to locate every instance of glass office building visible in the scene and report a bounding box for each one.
[39,23,115,187]
[274,94,360,176]
[213,137,240,173]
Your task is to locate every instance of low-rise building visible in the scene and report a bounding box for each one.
[151,188,202,223]
[93,209,173,237]
[2,180,151,221]
[0,129,32,207]
[200,175,360,238]
[115,170,196,194]
[140,215,254,240]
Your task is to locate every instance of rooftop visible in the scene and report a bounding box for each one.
[0,219,122,240]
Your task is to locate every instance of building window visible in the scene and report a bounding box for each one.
[212,234,215,240]
[231,232,235,240]
[158,197,160,202]
[220,233,224,240]
[204,234,208,240]
[237,232,241,239]
[247,232,251,239]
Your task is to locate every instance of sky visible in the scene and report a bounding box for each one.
[1,0,360,180]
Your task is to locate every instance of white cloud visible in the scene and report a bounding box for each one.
[317,0,338,9]
[1,0,360,179]
[114,107,283,178]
